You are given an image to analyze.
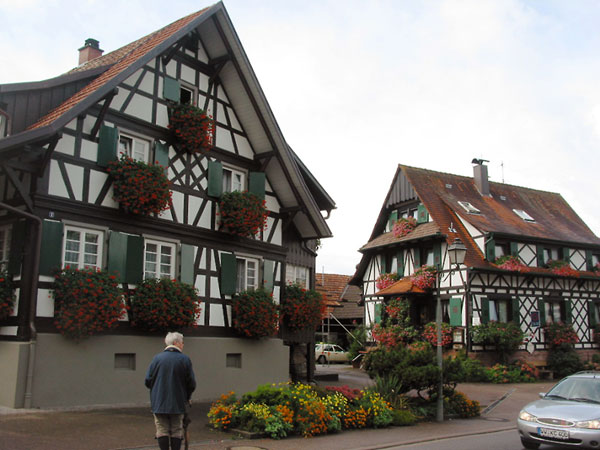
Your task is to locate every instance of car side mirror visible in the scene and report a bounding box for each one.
[539,393,546,399]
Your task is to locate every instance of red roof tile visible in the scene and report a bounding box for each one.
[360,221,441,251]
[376,277,427,295]
[315,273,363,319]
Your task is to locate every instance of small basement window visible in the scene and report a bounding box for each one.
[458,201,481,215]
[513,209,535,222]
[226,353,242,368]
[114,353,136,370]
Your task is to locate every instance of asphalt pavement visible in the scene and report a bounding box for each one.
[0,365,555,450]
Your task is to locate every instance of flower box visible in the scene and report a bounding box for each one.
[218,191,268,237]
[168,104,215,154]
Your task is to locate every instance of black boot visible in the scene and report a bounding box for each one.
[157,436,170,450]
[170,437,182,450]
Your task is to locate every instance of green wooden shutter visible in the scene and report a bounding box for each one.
[107,232,143,284]
[536,245,545,267]
[511,297,521,325]
[416,204,429,224]
[248,172,266,200]
[562,247,570,263]
[565,300,572,324]
[97,125,118,167]
[510,242,519,257]
[180,244,195,285]
[220,253,237,296]
[207,160,223,198]
[449,297,462,326]
[154,142,169,171]
[538,299,546,326]
[163,77,181,102]
[396,250,404,277]
[374,303,383,325]
[433,243,442,269]
[481,297,490,324]
[39,220,64,276]
[485,237,496,262]
[588,301,597,328]
[388,211,398,231]
[586,250,594,271]
[413,248,421,269]
[263,260,274,293]
[8,220,26,276]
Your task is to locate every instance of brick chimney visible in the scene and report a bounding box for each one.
[78,38,103,65]
[472,158,490,196]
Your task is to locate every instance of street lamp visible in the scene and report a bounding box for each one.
[436,237,467,422]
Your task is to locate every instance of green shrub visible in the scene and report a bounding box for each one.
[241,383,290,406]
[392,409,417,426]
[455,351,488,382]
[347,325,367,361]
[446,391,480,418]
[470,321,525,364]
[547,344,584,379]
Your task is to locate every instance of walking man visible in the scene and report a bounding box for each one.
[145,332,196,450]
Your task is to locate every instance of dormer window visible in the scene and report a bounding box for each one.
[458,201,481,215]
[513,209,535,222]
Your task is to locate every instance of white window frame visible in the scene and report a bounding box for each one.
[0,225,11,270]
[62,225,104,270]
[236,256,259,291]
[286,264,309,288]
[118,131,151,163]
[179,82,198,106]
[223,166,246,193]
[144,239,177,280]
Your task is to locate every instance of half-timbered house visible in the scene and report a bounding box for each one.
[350,161,600,363]
[0,3,334,408]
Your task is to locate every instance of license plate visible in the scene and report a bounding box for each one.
[538,427,569,440]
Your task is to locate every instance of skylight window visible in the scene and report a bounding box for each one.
[457,201,481,215]
[513,209,535,222]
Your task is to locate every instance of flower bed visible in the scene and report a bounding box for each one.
[128,278,200,332]
[280,283,325,331]
[231,288,278,338]
[392,217,417,238]
[168,104,215,154]
[410,265,436,290]
[0,271,15,321]
[107,153,171,215]
[52,267,125,340]
[208,383,394,439]
[494,255,527,272]
[218,191,268,237]
[375,272,399,291]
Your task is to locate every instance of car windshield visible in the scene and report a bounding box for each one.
[546,377,600,403]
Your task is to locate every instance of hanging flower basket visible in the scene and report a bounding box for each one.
[232,289,278,338]
[218,191,268,237]
[168,104,215,154]
[494,255,527,272]
[0,271,15,321]
[375,273,400,291]
[128,278,200,332]
[280,283,325,331]
[53,267,125,341]
[547,259,578,277]
[392,217,417,238]
[107,153,171,216]
[410,265,436,290]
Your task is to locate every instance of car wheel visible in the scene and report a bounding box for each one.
[317,355,326,364]
[520,438,540,449]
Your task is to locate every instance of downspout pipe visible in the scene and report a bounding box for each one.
[0,202,42,409]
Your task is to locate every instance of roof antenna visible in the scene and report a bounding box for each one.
[501,161,505,183]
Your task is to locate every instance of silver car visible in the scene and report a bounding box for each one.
[518,371,600,449]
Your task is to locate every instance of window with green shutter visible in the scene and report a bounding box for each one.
[39,220,64,276]
[433,243,442,268]
[538,299,546,326]
[388,211,398,231]
[511,297,521,325]
[163,77,181,103]
[588,301,598,328]
[107,232,143,284]
[449,297,462,326]
[510,242,519,257]
[248,172,266,200]
[374,303,383,325]
[396,250,404,277]
[480,297,490,324]
[586,250,594,271]
[97,125,118,167]
[207,160,223,198]
[536,245,545,267]
[485,237,495,262]
[416,204,429,224]
[562,248,571,263]
[179,244,195,285]
[413,248,421,269]
[263,260,275,293]
[219,253,237,296]
[154,142,169,171]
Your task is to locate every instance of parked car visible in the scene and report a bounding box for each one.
[518,371,600,449]
[315,343,349,364]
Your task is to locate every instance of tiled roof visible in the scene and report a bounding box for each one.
[315,273,363,319]
[376,277,427,296]
[27,7,211,131]
[360,221,441,252]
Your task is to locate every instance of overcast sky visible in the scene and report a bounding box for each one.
[2,0,600,276]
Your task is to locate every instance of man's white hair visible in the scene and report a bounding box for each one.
[165,332,184,346]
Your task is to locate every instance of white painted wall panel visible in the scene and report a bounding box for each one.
[196,274,206,296]
[199,202,212,229]
[235,135,253,159]
[48,161,69,199]
[215,126,234,152]
[138,71,154,94]
[157,103,169,128]
[125,95,152,123]
[80,138,97,161]
[36,288,53,317]
[66,164,84,201]
[210,275,220,298]
[55,134,75,156]
[180,64,195,85]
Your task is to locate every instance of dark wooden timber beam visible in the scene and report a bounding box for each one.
[255,151,276,171]
[89,88,119,140]
[37,134,61,177]
[1,164,34,212]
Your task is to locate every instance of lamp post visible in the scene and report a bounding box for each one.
[436,237,467,423]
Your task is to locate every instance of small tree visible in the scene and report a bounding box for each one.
[470,321,525,364]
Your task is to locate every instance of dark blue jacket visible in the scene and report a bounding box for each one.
[144,347,196,414]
